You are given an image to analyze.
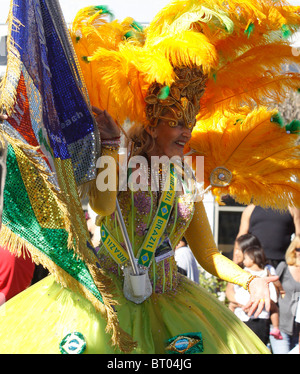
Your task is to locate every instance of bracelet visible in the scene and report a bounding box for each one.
[101,137,121,151]
[101,136,121,144]
[245,275,258,292]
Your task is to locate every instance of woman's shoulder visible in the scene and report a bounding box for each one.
[275,261,287,277]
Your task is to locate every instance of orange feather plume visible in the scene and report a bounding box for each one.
[188,106,300,209]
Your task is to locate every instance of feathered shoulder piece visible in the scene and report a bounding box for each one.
[188,106,300,209]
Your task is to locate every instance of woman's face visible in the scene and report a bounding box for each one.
[147,118,192,159]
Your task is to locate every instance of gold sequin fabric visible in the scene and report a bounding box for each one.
[145,65,208,129]
[97,188,195,294]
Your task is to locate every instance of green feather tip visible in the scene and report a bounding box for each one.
[281,24,292,39]
[94,5,112,14]
[124,31,134,39]
[93,6,114,20]
[234,119,243,126]
[124,21,143,39]
[158,86,170,100]
[270,112,284,127]
[286,119,300,134]
[82,56,90,63]
[244,23,255,38]
[131,21,144,32]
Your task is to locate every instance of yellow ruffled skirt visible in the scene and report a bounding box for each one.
[0,274,270,354]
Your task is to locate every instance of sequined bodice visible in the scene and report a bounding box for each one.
[97,187,195,293]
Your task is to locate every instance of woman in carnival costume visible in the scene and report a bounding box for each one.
[1,0,300,354]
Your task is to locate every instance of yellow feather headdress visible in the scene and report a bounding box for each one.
[70,1,300,122]
[70,1,300,209]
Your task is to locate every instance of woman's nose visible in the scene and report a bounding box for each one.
[182,127,192,139]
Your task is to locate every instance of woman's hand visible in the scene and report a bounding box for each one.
[92,106,120,140]
[243,275,279,318]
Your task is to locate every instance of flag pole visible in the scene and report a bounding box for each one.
[115,199,139,275]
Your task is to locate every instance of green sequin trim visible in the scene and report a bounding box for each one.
[3,144,103,304]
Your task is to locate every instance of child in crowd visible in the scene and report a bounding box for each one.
[241,246,283,341]
[226,234,284,344]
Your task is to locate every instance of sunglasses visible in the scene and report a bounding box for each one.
[296,248,300,252]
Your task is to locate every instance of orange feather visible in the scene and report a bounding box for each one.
[188,107,300,209]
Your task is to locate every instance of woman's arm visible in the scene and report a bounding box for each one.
[236,204,255,237]
[185,201,252,287]
[88,107,120,217]
[185,201,278,317]
[89,147,119,216]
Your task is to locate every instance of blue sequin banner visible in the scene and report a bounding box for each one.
[8,0,99,185]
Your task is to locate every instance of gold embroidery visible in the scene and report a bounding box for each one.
[145,66,208,129]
